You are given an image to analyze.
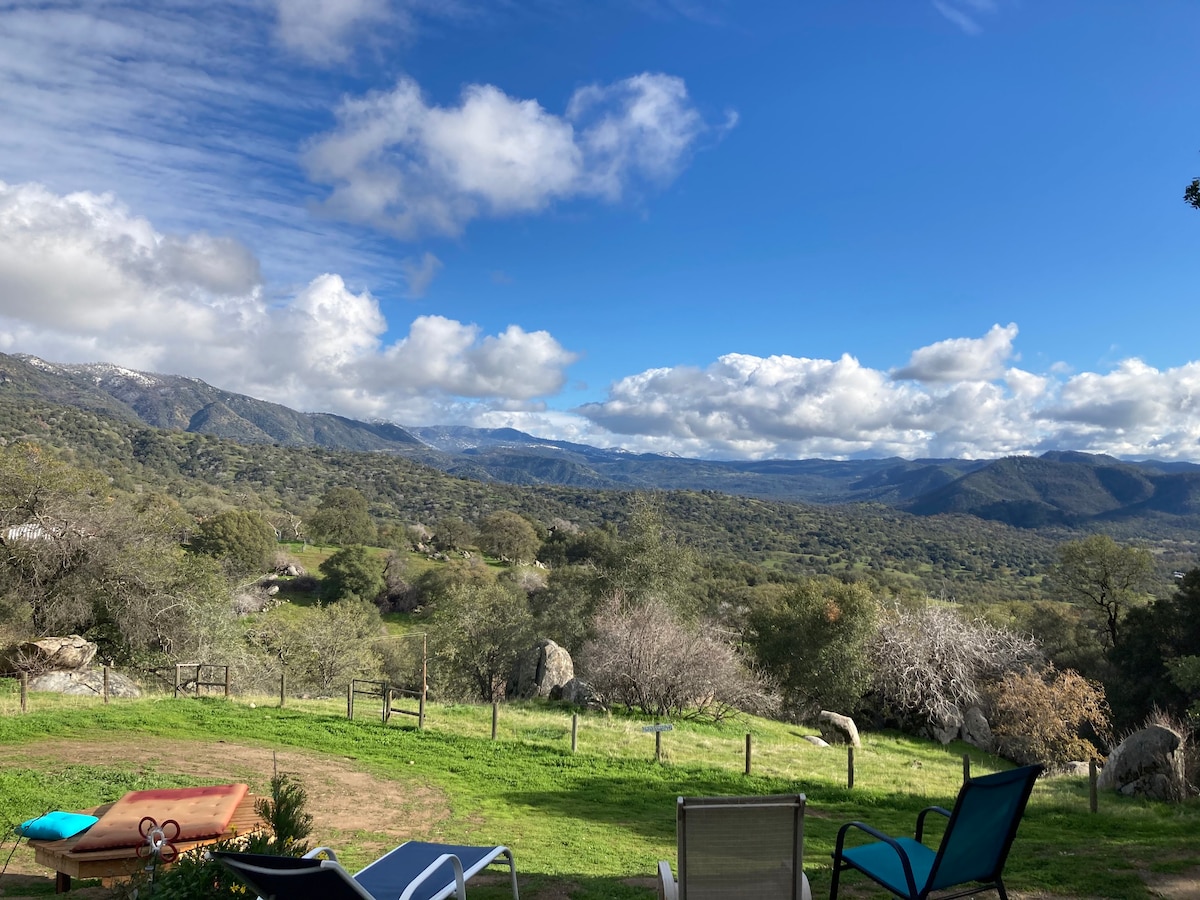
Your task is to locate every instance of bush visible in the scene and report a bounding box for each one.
[989,665,1110,768]
[188,508,277,578]
[867,602,1042,732]
[581,596,777,721]
[748,576,877,721]
[319,545,385,602]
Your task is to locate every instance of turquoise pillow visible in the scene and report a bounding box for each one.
[17,811,99,840]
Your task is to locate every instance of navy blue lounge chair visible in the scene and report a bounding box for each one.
[216,841,518,900]
[829,764,1043,900]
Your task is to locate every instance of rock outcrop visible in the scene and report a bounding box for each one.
[511,639,575,699]
[4,635,97,673]
[28,669,141,698]
[818,710,861,747]
[1097,724,1186,801]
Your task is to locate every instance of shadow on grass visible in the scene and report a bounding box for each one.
[501,768,805,842]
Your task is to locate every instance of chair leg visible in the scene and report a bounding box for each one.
[995,880,1008,900]
[828,861,841,899]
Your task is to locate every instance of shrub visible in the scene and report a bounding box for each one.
[581,596,778,721]
[748,576,877,720]
[989,665,1110,768]
[319,545,385,602]
[867,602,1042,732]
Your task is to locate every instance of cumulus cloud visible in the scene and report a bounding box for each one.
[575,325,1200,461]
[0,181,576,421]
[892,323,1018,383]
[304,73,718,237]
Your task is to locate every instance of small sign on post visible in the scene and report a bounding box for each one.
[643,723,673,762]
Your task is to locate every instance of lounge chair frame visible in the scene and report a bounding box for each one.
[216,841,518,900]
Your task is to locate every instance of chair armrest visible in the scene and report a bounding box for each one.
[915,806,952,842]
[304,846,339,861]
[834,821,919,899]
[657,861,677,900]
[399,853,467,900]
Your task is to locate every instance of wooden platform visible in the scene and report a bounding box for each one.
[28,795,266,893]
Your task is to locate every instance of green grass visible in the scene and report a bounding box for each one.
[2,692,1198,898]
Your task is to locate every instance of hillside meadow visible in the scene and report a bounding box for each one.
[2,689,1199,899]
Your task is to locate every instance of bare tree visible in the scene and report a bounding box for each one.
[581,596,777,721]
[867,602,1042,731]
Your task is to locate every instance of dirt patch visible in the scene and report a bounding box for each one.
[1141,865,1200,899]
[0,737,448,896]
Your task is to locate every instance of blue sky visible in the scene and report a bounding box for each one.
[1,0,1199,461]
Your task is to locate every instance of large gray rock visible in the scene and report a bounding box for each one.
[6,635,97,672]
[554,677,605,709]
[28,669,141,698]
[960,706,995,752]
[511,639,575,699]
[926,706,963,746]
[818,710,861,748]
[1097,724,1186,801]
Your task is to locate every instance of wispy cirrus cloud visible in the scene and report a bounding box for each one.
[932,0,1000,35]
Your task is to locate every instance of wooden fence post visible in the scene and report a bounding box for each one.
[347,680,355,720]
[20,671,27,713]
[655,730,663,763]
[223,666,230,698]
[102,666,109,704]
[847,746,855,789]
[383,685,391,725]
[571,714,578,754]
[745,733,753,775]
[174,664,181,698]
[280,671,286,708]
[963,754,971,783]
[1089,759,1098,814]
[420,634,428,731]
[491,701,499,740]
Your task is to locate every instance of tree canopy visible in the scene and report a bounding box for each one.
[308,487,375,546]
[1052,534,1154,651]
[189,508,277,577]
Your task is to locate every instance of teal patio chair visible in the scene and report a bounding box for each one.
[829,763,1043,900]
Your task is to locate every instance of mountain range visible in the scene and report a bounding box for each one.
[5,351,1200,530]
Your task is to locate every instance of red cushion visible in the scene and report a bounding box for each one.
[72,784,250,852]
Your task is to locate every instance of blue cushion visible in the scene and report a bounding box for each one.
[17,811,100,840]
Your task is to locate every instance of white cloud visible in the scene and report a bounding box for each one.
[573,326,1200,461]
[0,181,577,422]
[892,323,1018,383]
[274,0,393,63]
[305,73,719,238]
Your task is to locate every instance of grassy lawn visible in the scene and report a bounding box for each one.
[1,690,1198,898]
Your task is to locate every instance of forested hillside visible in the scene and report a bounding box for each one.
[0,386,1077,604]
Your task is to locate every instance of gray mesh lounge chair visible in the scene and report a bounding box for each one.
[216,841,518,900]
[657,794,810,900]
